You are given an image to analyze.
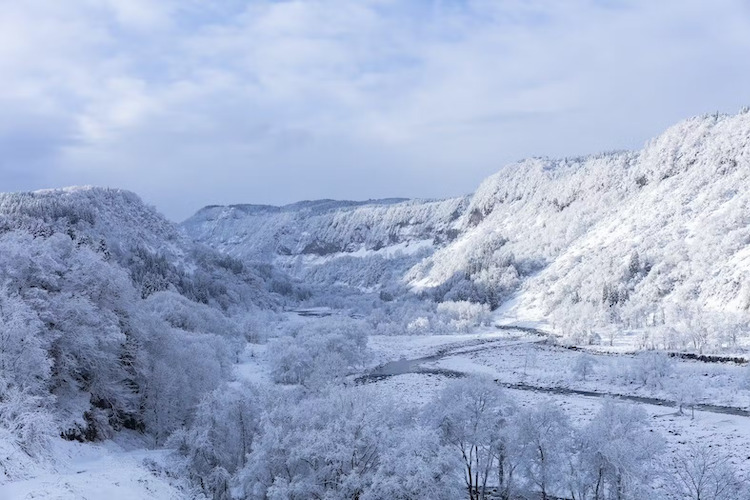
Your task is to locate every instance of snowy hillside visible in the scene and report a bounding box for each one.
[184,197,467,259]
[188,109,750,347]
[407,110,750,346]
[0,186,280,484]
[1,186,186,257]
[183,196,468,290]
[411,110,750,348]
[0,186,278,308]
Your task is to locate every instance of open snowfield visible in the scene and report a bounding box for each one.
[0,435,196,500]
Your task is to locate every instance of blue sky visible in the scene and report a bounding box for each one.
[2,0,750,220]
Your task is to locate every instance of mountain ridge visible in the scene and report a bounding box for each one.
[184,108,750,344]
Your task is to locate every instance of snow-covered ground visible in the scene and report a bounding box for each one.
[359,351,750,494]
[367,328,514,365]
[6,315,750,498]
[362,323,750,490]
[0,434,197,500]
[428,342,750,408]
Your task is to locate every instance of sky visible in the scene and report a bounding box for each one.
[2,0,750,221]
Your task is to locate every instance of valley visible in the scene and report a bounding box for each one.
[2,110,750,499]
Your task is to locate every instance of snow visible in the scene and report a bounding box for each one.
[183,110,750,350]
[492,290,551,332]
[6,109,750,498]
[357,351,750,491]
[292,239,435,267]
[367,330,511,364]
[183,197,465,264]
[0,437,195,500]
[232,343,271,384]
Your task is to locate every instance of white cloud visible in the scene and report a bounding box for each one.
[1,0,750,219]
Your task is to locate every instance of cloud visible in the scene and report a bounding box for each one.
[1,0,750,219]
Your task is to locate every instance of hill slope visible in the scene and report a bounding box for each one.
[183,196,469,291]
[0,187,277,465]
[185,109,750,348]
[0,186,277,308]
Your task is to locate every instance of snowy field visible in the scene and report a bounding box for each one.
[0,434,196,500]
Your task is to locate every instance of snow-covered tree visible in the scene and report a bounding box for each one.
[141,327,231,442]
[513,400,572,500]
[240,389,393,500]
[268,316,370,388]
[425,376,515,500]
[363,427,461,500]
[570,353,597,381]
[173,383,261,500]
[668,379,704,419]
[575,400,664,499]
[632,351,673,388]
[0,288,51,394]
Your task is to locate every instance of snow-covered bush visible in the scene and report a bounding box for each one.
[436,300,491,333]
[173,383,261,500]
[268,317,370,387]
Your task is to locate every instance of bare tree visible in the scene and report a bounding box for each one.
[666,444,747,500]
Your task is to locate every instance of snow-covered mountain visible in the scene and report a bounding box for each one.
[5,112,750,499]
[184,197,468,258]
[186,109,750,343]
[1,186,186,255]
[183,196,468,291]
[511,110,750,340]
